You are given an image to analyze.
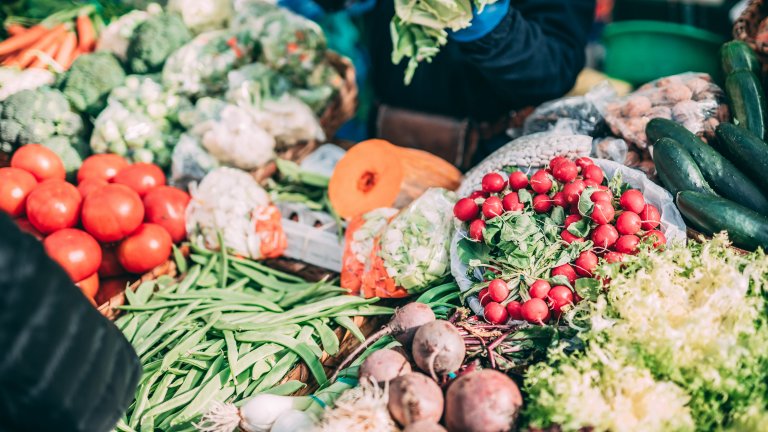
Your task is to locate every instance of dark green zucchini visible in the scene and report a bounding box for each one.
[715,122,768,191]
[647,118,768,214]
[677,191,768,251]
[721,40,761,75]
[725,70,767,140]
[653,137,717,197]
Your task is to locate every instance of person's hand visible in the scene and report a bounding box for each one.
[449,0,511,42]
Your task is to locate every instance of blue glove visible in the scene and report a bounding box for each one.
[449,0,511,43]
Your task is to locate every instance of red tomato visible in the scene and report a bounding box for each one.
[77,178,108,199]
[118,223,172,274]
[0,167,37,217]
[75,272,100,300]
[142,186,190,243]
[77,154,129,183]
[99,244,125,277]
[15,218,43,240]
[26,180,82,234]
[82,184,144,242]
[96,276,131,305]
[113,163,166,197]
[10,144,65,182]
[43,228,102,282]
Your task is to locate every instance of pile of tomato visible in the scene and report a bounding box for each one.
[0,145,190,303]
[453,156,666,325]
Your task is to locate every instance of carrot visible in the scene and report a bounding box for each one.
[6,24,27,37]
[54,31,78,70]
[15,25,66,68]
[76,14,96,52]
[0,25,47,56]
[327,139,462,219]
[30,38,62,69]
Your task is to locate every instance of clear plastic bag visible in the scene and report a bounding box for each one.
[340,208,400,297]
[170,133,219,189]
[523,82,616,137]
[603,72,727,149]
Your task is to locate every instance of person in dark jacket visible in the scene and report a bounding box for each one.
[0,213,140,432]
[309,0,596,166]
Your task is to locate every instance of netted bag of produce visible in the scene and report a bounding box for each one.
[523,82,615,137]
[603,72,727,149]
[186,167,287,259]
[341,207,400,298]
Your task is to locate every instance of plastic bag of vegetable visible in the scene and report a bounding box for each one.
[341,207,399,297]
[170,132,220,189]
[603,72,727,149]
[523,82,614,137]
[167,0,232,34]
[126,11,192,74]
[96,8,155,62]
[186,167,287,259]
[0,67,55,101]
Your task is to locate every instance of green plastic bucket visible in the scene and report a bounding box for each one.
[603,20,725,87]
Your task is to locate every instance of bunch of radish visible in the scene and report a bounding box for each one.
[453,156,665,325]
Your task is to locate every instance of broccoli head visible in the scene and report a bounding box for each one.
[127,12,191,74]
[57,52,126,117]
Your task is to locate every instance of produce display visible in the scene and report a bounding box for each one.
[3,3,768,432]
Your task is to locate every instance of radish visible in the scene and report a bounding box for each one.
[468,190,489,200]
[551,263,576,285]
[644,229,667,247]
[561,229,584,244]
[445,369,522,432]
[564,214,582,228]
[615,235,640,254]
[640,204,661,230]
[412,320,466,379]
[562,180,585,204]
[481,172,506,193]
[359,349,412,383]
[574,250,598,277]
[548,285,574,312]
[552,192,566,208]
[478,287,491,306]
[482,196,503,219]
[404,421,447,432]
[487,279,509,302]
[619,189,645,213]
[508,171,528,191]
[529,280,551,299]
[332,303,435,379]
[454,198,479,222]
[615,211,641,235]
[591,201,615,225]
[484,302,509,324]
[592,224,618,249]
[583,164,604,184]
[469,219,485,241]
[575,157,594,170]
[501,192,520,212]
[590,190,612,203]
[552,161,578,183]
[521,298,550,324]
[532,194,552,213]
[388,373,444,426]
[530,170,552,194]
[506,300,523,320]
[604,251,626,263]
[549,156,568,171]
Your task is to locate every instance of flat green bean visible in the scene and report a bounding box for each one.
[310,319,340,356]
[134,300,201,356]
[176,265,200,294]
[173,244,187,274]
[264,380,306,396]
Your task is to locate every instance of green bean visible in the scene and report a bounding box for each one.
[130,369,162,428]
[223,330,238,379]
[189,243,213,257]
[134,300,201,356]
[139,414,155,432]
[254,351,297,393]
[334,316,365,342]
[119,299,194,311]
[189,253,209,266]
[131,309,164,346]
[197,254,218,284]
[141,385,198,426]
[149,373,176,406]
[234,369,251,396]
[124,286,142,306]
[231,262,314,291]
[233,333,327,386]
[234,344,282,377]
[121,314,142,343]
[176,265,200,294]
[264,380,306,396]
[171,369,233,427]
[217,232,228,287]
[141,329,187,364]
[251,357,273,381]
[195,272,218,288]
[177,367,203,395]
[225,277,249,291]
[228,255,306,283]
[114,418,136,432]
[200,354,225,383]
[310,319,340,356]
[160,314,218,371]
[173,244,187,274]
[114,310,136,330]
[135,281,156,304]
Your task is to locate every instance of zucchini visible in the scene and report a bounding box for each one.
[721,40,761,75]
[653,137,717,197]
[647,118,768,214]
[715,122,768,191]
[676,191,768,251]
[725,70,767,139]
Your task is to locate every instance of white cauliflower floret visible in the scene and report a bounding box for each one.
[168,0,232,33]
[0,67,55,101]
[199,104,276,170]
[255,94,325,147]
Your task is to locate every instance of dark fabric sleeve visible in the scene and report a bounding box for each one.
[458,0,596,108]
[0,213,140,432]
[314,0,348,12]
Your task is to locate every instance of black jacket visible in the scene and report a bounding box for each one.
[0,213,140,432]
[325,0,595,122]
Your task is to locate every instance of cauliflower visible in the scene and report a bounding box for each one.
[127,12,192,74]
[167,0,232,34]
[57,52,126,116]
[0,87,86,173]
[255,94,325,147]
[0,67,55,101]
[96,9,153,61]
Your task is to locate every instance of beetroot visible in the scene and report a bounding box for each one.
[403,421,447,432]
[388,373,444,426]
[412,320,466,379]
[445,369,523,432]
[359,349,412,383]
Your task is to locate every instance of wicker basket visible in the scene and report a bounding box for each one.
[734,0,768,72]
